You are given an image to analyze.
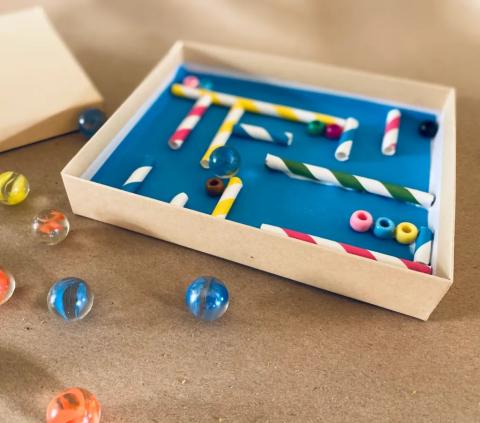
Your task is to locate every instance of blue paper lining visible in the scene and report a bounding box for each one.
[92,65,436,260]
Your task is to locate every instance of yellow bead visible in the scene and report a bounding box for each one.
[0,171,30,205]
[395,222,419,244]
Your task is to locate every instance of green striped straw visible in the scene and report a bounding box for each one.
[265,154,435,208]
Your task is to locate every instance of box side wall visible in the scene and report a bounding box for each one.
[183,41,451,111]
[62,174,452,320]
[428,90,456,279]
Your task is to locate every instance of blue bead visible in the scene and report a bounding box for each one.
[78,108,106,138]
[200,79,213,90]
[209,146,241,178]
[47,277,94,321]
[185,276,229,321]
[373,217,395,239]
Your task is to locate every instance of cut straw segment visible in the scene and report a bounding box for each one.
[171,83,346,127]
[212,176,243,219]
[265,154,435,208]
[260,224,432,274]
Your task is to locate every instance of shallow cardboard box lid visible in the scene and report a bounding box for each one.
[0,7,103,153]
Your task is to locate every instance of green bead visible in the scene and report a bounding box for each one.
[307,120,325,136]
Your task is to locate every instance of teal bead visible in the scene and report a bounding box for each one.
[307,120,325,136]
[373,217,395,239]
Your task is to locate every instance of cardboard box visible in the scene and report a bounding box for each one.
[62,41,455,320]
[0,7,103,152]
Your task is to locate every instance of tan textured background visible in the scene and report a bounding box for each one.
[0,1,479,422]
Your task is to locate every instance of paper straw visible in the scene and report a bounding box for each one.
[170,192,189,207]
[260,224,432,274]
[381,109,401,156]
[232,123,293,146]
[265,154,435,208]
[169,94,212,150]
[200,103,244,168]
[412,226,433,265]
[335,117,358,161]
[212,176,243,218]
[122,156,154,193]
[171,83,346,127]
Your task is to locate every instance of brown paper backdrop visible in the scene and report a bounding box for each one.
[0,1,479,422]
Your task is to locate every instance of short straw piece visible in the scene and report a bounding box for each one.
[212,177,243,219]
[170,192,189,207]
[265,153,435,208]
[412,226,433,265]
[200,103,244,168]
[168,94,212,150]
[260,224,432,274]
[232,123,293,146]
[122,156,154,193]
[171,83,346,127]
[335,117,358,161]
[381,109,401,156]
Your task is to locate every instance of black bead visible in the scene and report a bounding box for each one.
[418,120,439,138]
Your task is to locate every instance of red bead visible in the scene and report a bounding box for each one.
[325,124,343,140]
[205,177,225,197]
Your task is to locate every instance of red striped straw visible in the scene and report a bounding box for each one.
[260,224,432,274]
[168,94,212,150]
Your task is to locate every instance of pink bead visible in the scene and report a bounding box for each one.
[325,124,343,140]
[350,210,373,232]
[183,75,200,88]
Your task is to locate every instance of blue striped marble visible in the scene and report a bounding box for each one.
[47,277,94,321]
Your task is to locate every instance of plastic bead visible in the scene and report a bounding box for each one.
[373,217,395,239]
[325,123,343,140]
[78,108,106,138]
[0,171,30,205]
[418,120,439,138]
[395,222,419,244]
[209,146,241,178]
[306,120,325,136]
[199,79,213,90]
[182,75,200,88]
[206,177,225,197]
[185,276,229,321]
[349,210,373,232]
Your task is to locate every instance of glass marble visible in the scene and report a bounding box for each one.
[46,387,101,423]
[186,276,229,321]
[78,108,106,138]
[32,209,70,245]
[0,267,15,305]
[0,171,30,205]
[48,277,94,321]
[209,146,241,178]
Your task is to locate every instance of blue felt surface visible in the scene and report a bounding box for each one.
[92,65,437,260]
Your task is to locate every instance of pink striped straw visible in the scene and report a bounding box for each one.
[260,224,432,274]
[381,109,401,156]
[168,94,212,150]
